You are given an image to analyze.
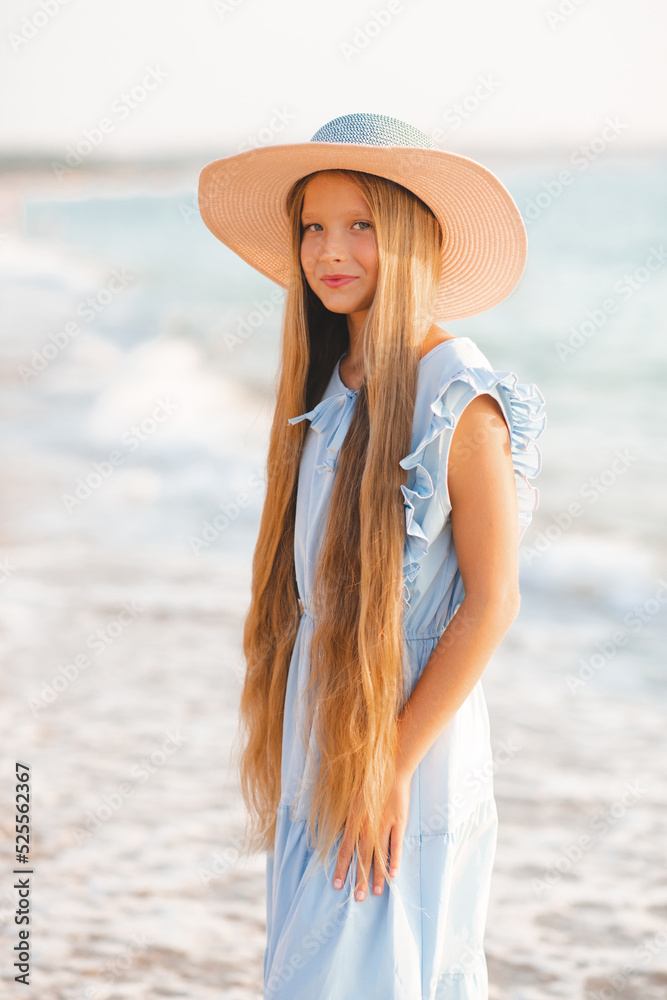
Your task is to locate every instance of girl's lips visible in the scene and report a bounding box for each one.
[321,276,357,288]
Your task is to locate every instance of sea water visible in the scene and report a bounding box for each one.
[3,150,666,704]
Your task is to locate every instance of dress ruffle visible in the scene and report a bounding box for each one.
[287,359,546,611]
[398,363,546,609]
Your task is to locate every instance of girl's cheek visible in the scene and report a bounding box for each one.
[301,240,316,269]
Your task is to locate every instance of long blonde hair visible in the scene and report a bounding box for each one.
[232,168,443,885]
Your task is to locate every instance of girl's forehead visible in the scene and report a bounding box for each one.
[301,173,370,209]
[304,171,360,193]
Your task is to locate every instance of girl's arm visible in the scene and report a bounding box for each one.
[334,392,520,901]
[395,390,521,780]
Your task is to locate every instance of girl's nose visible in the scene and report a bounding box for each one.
[320,239,346,263]
[317,228,348,262]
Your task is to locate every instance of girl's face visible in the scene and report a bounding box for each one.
[299,172,379,321]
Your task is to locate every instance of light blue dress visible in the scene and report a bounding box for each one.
[263,336,545,1000]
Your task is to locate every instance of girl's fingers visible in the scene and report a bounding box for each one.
[354,835,371,901]
[372,830,391,896]
[332,823,355,890]
[333,813,404,899]
[389,824,404,879]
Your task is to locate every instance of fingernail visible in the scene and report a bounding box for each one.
[333,877,343,889]
[373,885,382,895]
[389,868,397,877]
[355,889,365,901]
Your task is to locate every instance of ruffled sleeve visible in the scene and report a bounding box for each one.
[398,350,546,608]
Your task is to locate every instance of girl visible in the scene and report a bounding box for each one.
[198,113,546,1000]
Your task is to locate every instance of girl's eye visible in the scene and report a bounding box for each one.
[301,221,372,232]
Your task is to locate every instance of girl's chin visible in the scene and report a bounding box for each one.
[317,293,371,313]
[320,300,356,313]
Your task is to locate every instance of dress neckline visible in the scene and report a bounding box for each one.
[333,337,473,394]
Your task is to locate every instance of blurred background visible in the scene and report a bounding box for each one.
[1,2,666,998]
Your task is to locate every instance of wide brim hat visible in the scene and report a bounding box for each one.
[198,112,527,322]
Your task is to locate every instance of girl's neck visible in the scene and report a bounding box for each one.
[342,322,456,373]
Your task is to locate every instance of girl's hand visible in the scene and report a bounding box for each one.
[332,771,412,901]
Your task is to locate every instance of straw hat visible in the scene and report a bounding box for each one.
[198,112,527,321]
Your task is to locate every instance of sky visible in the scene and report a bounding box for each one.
[0,0,665,158]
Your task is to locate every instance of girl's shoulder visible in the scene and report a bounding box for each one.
[404,334,546,527]
[416,335,494,398]
[413,334,544,454]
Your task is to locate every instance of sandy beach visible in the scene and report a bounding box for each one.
[2,538,667,999]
